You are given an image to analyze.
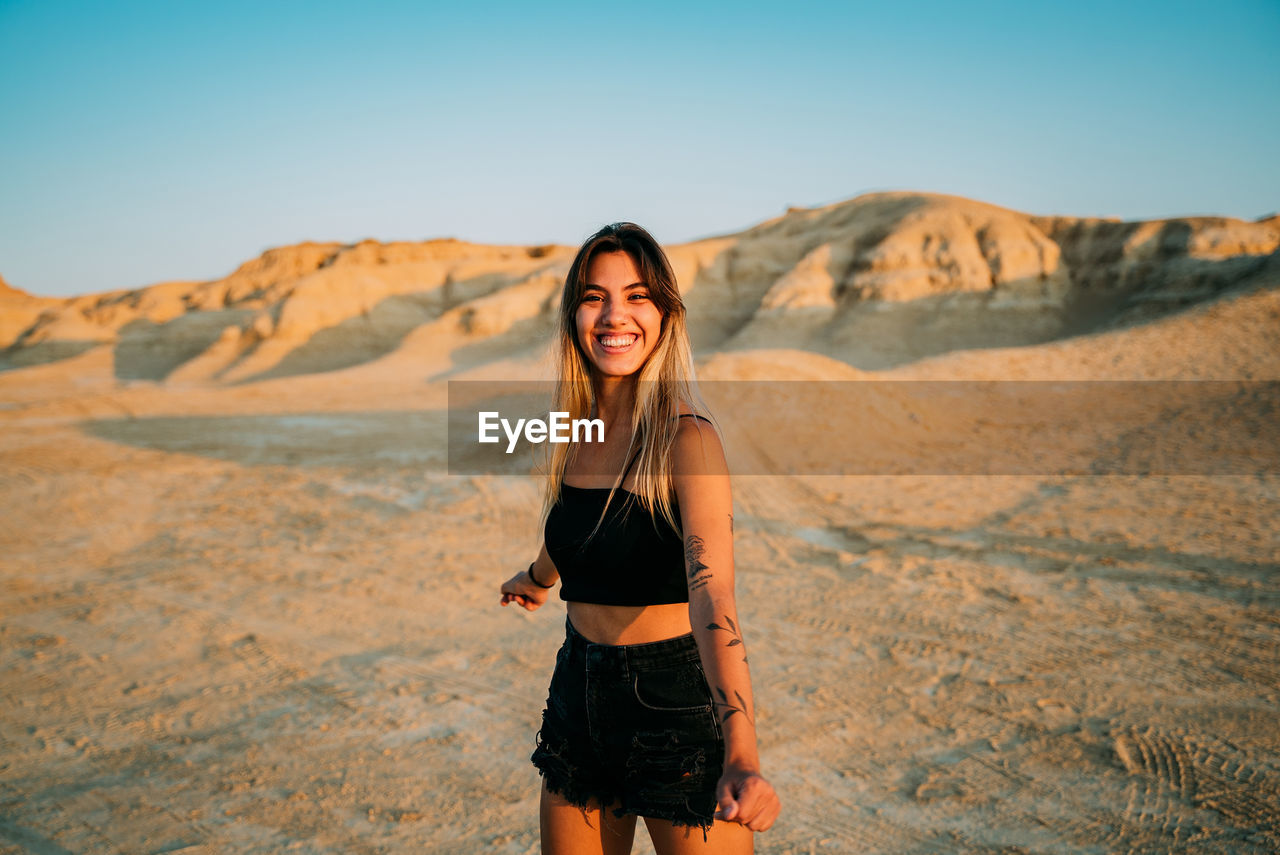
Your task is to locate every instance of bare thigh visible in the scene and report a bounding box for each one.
[540,780,637,855]
[643,816,753,855]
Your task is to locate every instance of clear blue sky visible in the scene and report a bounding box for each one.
[2,0,1277,297]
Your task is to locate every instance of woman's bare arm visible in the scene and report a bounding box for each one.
[672,419,780,832]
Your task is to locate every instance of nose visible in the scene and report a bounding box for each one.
[599,297,629,327]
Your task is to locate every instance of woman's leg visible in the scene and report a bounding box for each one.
[643,817,753,855]
[540,780,638,855]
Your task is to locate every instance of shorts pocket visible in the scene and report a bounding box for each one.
[631,662,713,714]
[624,727,722,800]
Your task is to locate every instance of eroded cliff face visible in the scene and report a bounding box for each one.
[2,193,1276,379]
[0,274,63,363]
[0,239,576,380]
[668,193,1278,367]
[1028,214,1280,326]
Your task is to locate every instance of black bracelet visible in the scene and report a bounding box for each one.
[527,562,554,588]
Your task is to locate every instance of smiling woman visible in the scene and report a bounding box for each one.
[576,251,665,379]
[499,223,780,854]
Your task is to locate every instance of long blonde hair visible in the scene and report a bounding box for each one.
[541,223,711,533]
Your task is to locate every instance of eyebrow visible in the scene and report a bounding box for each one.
[583,282,648,290]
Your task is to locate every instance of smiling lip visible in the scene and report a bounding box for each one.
[596,333,638,352]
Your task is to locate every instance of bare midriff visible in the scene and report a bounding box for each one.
[566,601,693,646]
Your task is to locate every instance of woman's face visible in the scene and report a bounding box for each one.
[575,250,664,379]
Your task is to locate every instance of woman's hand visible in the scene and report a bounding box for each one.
[714,765,781,832]
[499,567,553,611]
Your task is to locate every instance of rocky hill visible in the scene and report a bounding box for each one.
[2,193,1276,380]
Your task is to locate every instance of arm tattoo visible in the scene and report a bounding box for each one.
[714,686,754,726]
[685,535,713,593]
[707,614,748,662]
[728,513,734,535]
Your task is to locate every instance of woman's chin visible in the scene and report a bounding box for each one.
[589,352,649,378]
[594,364,642,380]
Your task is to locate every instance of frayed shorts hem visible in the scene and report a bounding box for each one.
[533,764,715,842]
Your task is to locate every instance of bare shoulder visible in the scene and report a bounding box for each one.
[671,409,732,560]
[671,410,729,482]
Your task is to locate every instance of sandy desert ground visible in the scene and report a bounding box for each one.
[2,193,1278,853]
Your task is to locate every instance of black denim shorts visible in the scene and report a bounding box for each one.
[530,617,725,837]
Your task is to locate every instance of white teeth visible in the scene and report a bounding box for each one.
[599,335,636,348]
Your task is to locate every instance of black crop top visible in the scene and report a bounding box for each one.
[543,414,712,606]
[544,487,686,605]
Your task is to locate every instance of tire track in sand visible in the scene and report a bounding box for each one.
[1113,724,1280,848]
